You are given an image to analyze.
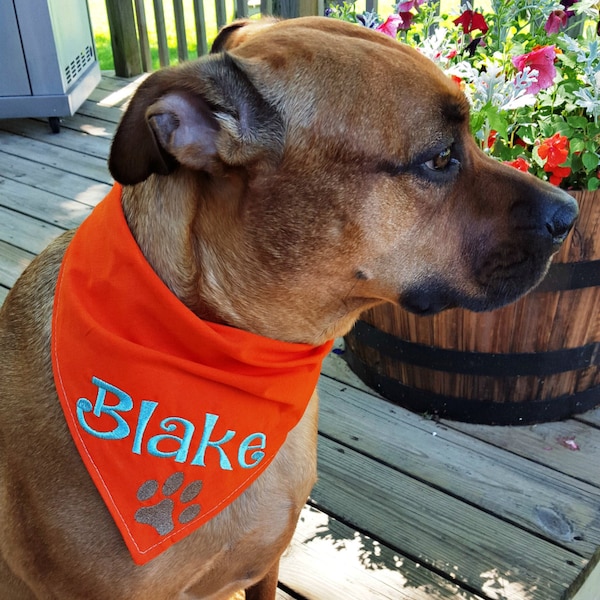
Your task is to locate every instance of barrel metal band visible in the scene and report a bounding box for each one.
[535,259,600,292]
[350,320,600,377]
[345,349,600,425]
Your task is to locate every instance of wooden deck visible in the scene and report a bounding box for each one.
[1,73,599,600]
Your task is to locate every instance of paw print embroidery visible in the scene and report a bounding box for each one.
[134,472,202,536]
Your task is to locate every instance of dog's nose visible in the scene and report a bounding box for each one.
[545,192,578,246]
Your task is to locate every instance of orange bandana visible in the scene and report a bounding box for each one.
[51,184,332,565]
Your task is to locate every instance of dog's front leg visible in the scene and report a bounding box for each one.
[244,559,279,600]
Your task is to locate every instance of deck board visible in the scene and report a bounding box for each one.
[1,73,599,599]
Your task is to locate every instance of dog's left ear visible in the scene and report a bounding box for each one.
[109,52,284,185]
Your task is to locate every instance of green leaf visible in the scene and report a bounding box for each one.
[582,152,600,171]
[588,177,600,191]
[570,138,585,154]
[566,115,589,129]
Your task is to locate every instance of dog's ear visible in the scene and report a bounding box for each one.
[211,18,279,53]
[108,53,284,185]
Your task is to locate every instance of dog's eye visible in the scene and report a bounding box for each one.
[425,147,453,171]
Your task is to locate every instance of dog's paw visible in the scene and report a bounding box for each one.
[134,472,202,535]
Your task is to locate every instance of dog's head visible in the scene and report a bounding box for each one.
[109,17,577,343]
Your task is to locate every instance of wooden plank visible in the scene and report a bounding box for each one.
[173,0,189,62]
[280,505,486,600]
[278,0,297,18]
[321,338,378,395]
[0,179,92,232]
[215,0,227,29]
[576,406,600,428]
[0,129,111,184]
[568,550,600,600]
[0,118,113,162]
[236,0,249,18]
[313,436,586,600]
[447,418,600,488]
[298,0,318,17]
[105,0,143,77]
[261,0,273,15]
[75,98,126,126]
[133,0,153,72]
[0,241,33,290]
[153,0,171,67]
[0,152,111,205]
[193,0,209,56]
[0,207,65,256]
[317,375,600,557]
[0,287,8,306]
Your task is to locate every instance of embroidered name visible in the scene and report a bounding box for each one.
[76,376,266,470]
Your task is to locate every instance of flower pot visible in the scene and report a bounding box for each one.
[344,190,600,425]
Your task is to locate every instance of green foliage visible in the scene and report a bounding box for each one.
[328,0,600,190]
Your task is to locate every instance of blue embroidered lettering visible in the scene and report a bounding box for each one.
[147,417,195,463]
[132,400,158,454]
[76,378,267,471]
[191,413,235,470]
[238,433,266,468]
[76,377,133,440]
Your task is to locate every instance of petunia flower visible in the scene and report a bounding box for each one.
[376,15,403,38]
[397,11,414,29]
[545,10,568,34]
[453,10,489,34]
[397,0,425,11]
[512,46,557,94]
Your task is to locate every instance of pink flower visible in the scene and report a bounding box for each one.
[397,0,425,10]
[376,15,403,38]
[453,10,489,34]
[544,10,568,34]
[512,46,557,94]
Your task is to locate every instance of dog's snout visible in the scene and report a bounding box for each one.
[545,195,578,245]
[510,187,578,247]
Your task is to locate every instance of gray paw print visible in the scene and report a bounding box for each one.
[134,472,202,535]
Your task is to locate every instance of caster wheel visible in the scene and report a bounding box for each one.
[48,117,61,134]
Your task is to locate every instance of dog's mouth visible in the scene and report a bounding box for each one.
[399,286,457,316]
[398,260,552,316]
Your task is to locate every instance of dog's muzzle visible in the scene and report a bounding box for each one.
[400,187,578,316]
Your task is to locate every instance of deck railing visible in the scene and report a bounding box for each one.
[105,0,329,76]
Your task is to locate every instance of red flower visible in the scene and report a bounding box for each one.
[538,134,571,186]
[453,10,489,34]
[538,133,569,168]
[450,74,463,89]
[546,165,571,186]
[505,157,530,173]
[512,46,557,94]
[487,130,498,149]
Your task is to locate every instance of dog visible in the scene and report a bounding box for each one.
[0,16,577,600]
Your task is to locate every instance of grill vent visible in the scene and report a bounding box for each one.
[64,46,94,85]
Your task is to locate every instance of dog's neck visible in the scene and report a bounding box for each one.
[120,174,371,345]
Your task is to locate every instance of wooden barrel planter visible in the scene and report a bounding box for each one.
[344,190,600,425]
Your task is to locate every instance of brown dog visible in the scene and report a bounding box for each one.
[0,16,577,600]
